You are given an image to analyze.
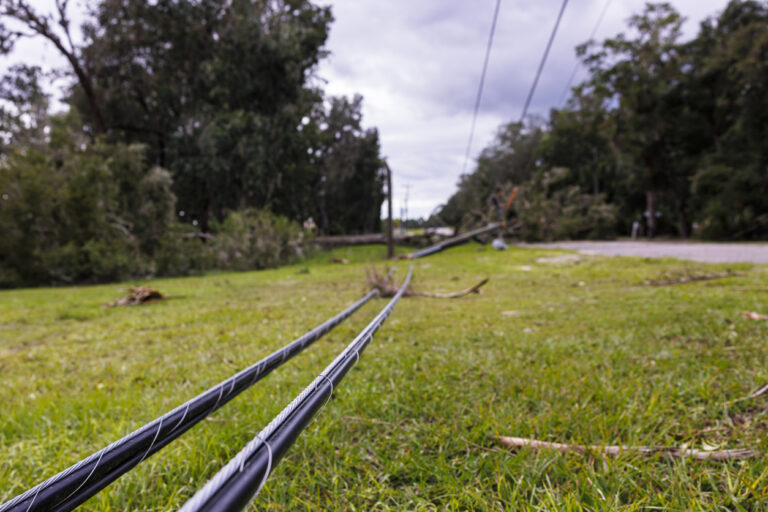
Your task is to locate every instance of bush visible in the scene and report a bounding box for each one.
[515,167,617,242]
[691,163,768,240]
[152,227,216,277]
[0,114,174,286]
[211,209,306,271]
[0,114,308,287]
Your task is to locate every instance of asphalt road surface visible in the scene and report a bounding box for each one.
[520,241,768,264]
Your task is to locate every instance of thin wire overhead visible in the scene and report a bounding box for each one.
[519,0,570,123]
[461,0,503,175]
[557,0,613,106]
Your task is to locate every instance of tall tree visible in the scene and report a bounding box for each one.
[312,95,385,234]
[686,0,768,238]
[68,0,333,229]
[580,3,689,237]
[440,120,544,228]
[1,0,105,133]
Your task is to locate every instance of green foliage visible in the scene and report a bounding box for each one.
[211,209,306,271]
[65,0,383,234]
[516,167,617,242]
[443,0,768,241]
[151,226,216,278]
[76,0,333,228]
[312,95,385,234]
[692,163,768,239]
[3,0,384,236]
[0,0,388,285]
[440,121,544,228]
[0,113,176,286]
[0,64,49,152]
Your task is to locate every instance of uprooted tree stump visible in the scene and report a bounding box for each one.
[366,265,488,298]
[107,287,165,307]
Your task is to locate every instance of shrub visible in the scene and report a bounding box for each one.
[211,209,306,271]
[515,167,617,242]
[153,227,216,277]
[0,114,174,286]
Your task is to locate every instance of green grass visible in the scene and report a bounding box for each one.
[2,244,768,510]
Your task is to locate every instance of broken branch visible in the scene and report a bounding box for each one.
[408,278,490,298]
[495,436,760,460]
[644,271,740,286]
[367,265,488,299]
[494,436,758,461]
[734,383,768,403]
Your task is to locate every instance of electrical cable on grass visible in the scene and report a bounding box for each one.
[0,290,380,512]
[179,266,414,512]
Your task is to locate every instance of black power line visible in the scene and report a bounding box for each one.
[179,267,415,512]
[557,0,613,106]
[519,0,570,123]
[461,0,503,175]
[0,290,379,512]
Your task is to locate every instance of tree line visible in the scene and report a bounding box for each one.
[440,1,768,241]
[0,0,385,286]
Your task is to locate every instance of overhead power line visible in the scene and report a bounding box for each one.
[461,0,503,175]
[557,0,613,106]
[519,0,570,123]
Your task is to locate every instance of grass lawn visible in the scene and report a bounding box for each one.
[1,243,768,510]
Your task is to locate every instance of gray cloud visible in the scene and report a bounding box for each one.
[319,0,730,217]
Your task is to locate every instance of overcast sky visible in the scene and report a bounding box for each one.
[3,0,730,218]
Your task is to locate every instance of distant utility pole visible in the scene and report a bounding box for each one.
[385,163,394,259]
[403,184,410,230]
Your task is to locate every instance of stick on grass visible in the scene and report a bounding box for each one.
[495,436,759,461]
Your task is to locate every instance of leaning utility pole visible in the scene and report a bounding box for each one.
[385,162,394,259]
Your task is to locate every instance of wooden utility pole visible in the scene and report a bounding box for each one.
[385,162,394,259]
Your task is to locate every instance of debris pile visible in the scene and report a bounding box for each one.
[366,265,488,299]
[107,287,165,307]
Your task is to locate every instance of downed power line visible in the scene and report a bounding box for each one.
[179,265,414,512]
[406,223,500,259]
[0,290,380,512]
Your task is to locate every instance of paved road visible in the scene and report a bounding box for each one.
[520,241,768,264]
